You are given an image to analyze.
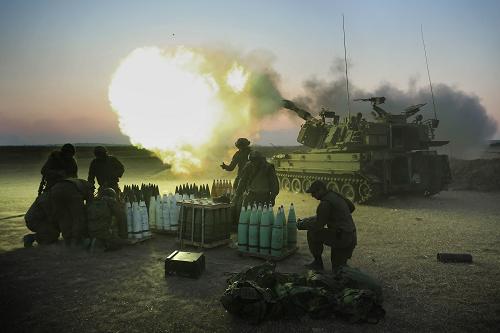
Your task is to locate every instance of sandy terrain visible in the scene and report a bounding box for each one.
[0,147,499,332]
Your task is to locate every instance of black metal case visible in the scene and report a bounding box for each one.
[164,250,205,279]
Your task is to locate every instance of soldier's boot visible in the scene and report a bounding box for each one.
[88,238,104,253]
[64,237,73,247]
[304,256,324,270]
[332,248,351,273]
[22,234,36,248]
[82,238,92,250]
[104,239,122,252]
[64,237,84,251]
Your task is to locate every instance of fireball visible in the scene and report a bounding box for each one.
[108,46,280,174]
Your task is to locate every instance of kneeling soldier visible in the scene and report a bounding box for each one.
[87,188,127,251]
[297,180,357,272]
[23,192,59,247]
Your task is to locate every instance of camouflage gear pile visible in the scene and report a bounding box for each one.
[220,262,384,324]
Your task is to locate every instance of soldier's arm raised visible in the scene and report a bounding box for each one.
[223,151,240,171]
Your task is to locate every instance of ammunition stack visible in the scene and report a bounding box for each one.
[211,179,233,198]
[237,203,298,260]
[174,183,211,199]
[122,183,160,240]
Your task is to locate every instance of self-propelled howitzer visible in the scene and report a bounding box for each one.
[271,98,451,203]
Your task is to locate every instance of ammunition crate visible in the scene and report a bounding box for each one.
[165,250,205,279]
[178,201,232,246]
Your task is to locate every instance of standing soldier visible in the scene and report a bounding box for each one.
[39,143,78,194]
[50,178,93,248]
[220,138,252,190]
[297,180,357,272]
[86,188,127,251]
[234,151,279,208]
[87,146,125,195]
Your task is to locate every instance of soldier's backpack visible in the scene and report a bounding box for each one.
[25,192,51,232]
[110,156,125,178]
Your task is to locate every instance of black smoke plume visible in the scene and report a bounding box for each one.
[293,59,497,159]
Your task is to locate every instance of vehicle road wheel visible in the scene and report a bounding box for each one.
[301,178,312,193]
[340,183,356,202]
[358,182,372,203]
[291,178,302,193]
[281,177,291,191]
[326,181,340,193]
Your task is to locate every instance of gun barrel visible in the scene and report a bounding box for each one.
[282,99,313,121]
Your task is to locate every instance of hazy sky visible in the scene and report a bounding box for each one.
[1,0,499,145]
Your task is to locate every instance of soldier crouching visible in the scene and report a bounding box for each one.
[297,180,357,272]
[86,188,127,251]
[24,192,59,247]
[50,178,93,248]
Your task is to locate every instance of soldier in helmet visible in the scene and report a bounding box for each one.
[220,138,252,190]
[86,187,127,251]
[39,143,78,194]
[234,150,279,208]
[49,178,93,248]
[297,180,357,272]
[87,146,125,195]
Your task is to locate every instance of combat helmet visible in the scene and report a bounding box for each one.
[235,138,250,149]
[248,150,265,162]
[94,146,108,158]
[61,143,75,156]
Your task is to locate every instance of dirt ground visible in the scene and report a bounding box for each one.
[1,147,500,332]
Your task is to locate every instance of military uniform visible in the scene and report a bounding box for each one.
[24,192,59,244]
[235,154,279,207]
[221,146,251,189]
[40,150,78,192]
[87,152,125,194]
[221,138,252,190]
[299,184,357,270]
[49,178,93,246]
[87,194,127,250]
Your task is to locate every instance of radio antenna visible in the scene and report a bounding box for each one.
[421,24,437,120]
[342,14,351,119]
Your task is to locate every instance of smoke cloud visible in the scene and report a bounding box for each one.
[293,58,497,159]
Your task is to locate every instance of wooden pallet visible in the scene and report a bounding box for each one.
[151,228,178,236]
[238,246,299,262]
[178,238,232,249]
